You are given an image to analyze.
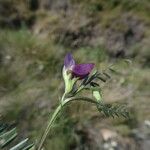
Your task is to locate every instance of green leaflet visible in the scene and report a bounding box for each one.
[10,138,29,150]
[97,103,130,118]
[0,128,17,148]
[0,123,34,150]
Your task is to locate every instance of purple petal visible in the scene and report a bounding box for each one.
[72,63,95,78]
[64,53,75,69]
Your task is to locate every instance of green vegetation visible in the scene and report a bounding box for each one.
[0,0,149,149]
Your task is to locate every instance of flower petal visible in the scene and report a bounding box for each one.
[64,53,75,69]
[72,63,95,78]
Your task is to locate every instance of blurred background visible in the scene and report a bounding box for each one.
[0,0,150,149]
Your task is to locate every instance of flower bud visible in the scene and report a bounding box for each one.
[93,90,102,102]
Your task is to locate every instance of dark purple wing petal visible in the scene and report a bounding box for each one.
[64,53,75,69]
[72,63,95,78]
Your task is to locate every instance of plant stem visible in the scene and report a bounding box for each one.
[37,104,61,150]
[37,93,66,150]
[37,96,97,150]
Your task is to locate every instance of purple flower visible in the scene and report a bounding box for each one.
[64,53,95,79]
[64,53,75,70]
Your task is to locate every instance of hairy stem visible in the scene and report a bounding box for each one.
[37,96,97,150]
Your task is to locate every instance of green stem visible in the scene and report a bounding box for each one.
[37,105,61,150]
[37,96,97,150]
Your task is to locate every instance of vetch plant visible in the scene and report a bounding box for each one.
[37,53,129,150]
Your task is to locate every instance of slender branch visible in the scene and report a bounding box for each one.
[66,96,98,105]
[37,104,62,150]
[37,93,66,150]
[37,96,97,150]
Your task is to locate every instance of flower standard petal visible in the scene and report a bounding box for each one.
[72,63,95,78]
[64,53,75,69]
[63,53,76,94]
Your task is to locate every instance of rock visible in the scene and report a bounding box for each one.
[100,128,117,141]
